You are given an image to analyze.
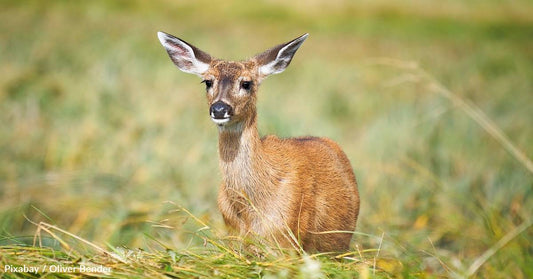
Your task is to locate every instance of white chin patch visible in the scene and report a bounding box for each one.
[211,118,230,125]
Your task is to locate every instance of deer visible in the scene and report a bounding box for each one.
[157,31,360,252]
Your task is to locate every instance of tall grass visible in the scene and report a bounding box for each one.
[1,0,532,277]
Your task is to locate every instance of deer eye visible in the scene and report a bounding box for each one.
[202,79,213,90]
[241,81,252,90]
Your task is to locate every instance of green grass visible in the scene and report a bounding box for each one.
[1,0,533,277]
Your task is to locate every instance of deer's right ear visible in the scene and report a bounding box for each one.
[157,31,211,77]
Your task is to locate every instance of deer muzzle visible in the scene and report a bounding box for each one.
[210,101,233,125]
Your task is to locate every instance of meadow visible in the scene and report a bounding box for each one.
[1,0,532,277]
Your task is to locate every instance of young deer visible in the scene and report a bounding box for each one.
[158,32,359,252]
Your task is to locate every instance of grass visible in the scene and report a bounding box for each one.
[1,0,533,277]
[1,217,391,278]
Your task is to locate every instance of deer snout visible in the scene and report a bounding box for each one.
[210,101,233,125]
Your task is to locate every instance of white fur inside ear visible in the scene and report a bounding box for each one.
[258,58,289,76]
[157,32,209,76]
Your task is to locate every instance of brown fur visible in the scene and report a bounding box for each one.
[158,32,360,252]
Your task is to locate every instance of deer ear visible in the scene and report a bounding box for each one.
[157,31,212,77]
[254,33,308,79]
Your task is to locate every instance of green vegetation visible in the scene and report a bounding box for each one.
[1,0,532,277]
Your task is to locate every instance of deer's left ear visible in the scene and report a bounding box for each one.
[158,31,212,77]
[254,33,308,80]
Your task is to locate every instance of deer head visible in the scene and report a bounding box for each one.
[157,32,308,130]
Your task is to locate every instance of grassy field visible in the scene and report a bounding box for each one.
[1,0,532,277]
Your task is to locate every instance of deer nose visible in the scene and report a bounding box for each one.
[210,101,233,119]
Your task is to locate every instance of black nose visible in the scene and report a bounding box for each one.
[210,101,233,119]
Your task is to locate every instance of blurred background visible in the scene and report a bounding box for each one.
[1,0,532,276]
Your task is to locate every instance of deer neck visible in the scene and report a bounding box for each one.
[217,116,276,196]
